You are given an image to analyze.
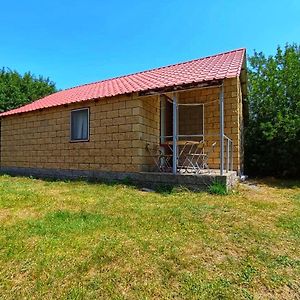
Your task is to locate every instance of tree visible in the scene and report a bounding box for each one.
[245,43,300,177]
[0,68,57,112]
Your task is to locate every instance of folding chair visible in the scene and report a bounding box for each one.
[180,140,205,173]
[184,141,216,173]
[146,143,172,172]
[198,142,217,172]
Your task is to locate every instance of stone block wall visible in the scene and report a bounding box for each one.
[0,94,151,173]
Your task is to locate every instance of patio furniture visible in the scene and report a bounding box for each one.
[178,140,204,173]
[146,143,172,172]
[160,140,201,172]
[147,140,217,174]
[183,141,217,173]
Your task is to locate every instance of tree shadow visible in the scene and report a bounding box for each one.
[245,177,300,190]
[1,172,198,195]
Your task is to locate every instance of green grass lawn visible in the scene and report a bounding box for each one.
[0,175,299,299]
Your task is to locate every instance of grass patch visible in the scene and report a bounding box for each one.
[27,210,105,236]
[208,180,228,195]
[0,175,299,299]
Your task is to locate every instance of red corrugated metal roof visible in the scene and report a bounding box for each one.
[0,48,245,117]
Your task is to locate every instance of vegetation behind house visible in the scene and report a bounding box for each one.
[245,43,300,177]
[0,68,57,112]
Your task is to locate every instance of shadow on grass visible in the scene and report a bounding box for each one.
[1,173,201,195]
[88,177,201,196]
[245,177,300,190]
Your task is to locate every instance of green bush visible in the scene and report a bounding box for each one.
[208,181,228,195]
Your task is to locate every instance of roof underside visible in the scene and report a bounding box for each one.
[0,48,246,117]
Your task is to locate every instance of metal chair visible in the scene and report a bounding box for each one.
[146,143,172,172]
[199,142,217,172]
[179,140,205,173]
[184,141,216,173]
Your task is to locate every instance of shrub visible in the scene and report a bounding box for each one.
[208,181,228,195]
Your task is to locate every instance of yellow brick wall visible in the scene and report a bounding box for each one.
[138,96,160,171]
[0,77,243,173]
[0,94,148,173]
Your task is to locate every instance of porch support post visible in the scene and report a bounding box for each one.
[226,138,230,173]
[160,95,166,144]
[231,141,234,171]
[219,82,224,176]
[172,92,178,175]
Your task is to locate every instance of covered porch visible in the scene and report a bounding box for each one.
[143,78,244,179]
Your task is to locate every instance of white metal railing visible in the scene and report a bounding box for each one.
[224,135,234,172]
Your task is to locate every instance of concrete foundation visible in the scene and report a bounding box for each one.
[0,167,237,191]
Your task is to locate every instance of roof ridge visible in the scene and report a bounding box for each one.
[62,48,246,93]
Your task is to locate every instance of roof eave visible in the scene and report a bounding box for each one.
[138,79,224,96]
[240,54,247,99]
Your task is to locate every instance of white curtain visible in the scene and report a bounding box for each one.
[71,109,88,140]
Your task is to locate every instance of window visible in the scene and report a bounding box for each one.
[70,108,89,141]
[178,103,204,137]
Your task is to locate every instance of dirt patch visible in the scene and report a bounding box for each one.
[0,208,11,223]
[0,208,40,225]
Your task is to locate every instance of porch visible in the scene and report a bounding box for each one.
[143,79,242,180]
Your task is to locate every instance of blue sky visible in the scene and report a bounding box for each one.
[1,0,299,89]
